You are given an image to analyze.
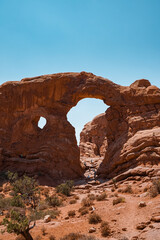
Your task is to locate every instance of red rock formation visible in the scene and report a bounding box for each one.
[79,113,108,158]
[0,72,160,179]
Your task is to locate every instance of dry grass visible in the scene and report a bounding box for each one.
[96,192,107,201]
[78,206,89,215]
[82,197,93,207]
[100,221,110,237]
[87,193,96,201]
[113,197,125,205]
[150,179,160,197]
[88,213,102,224]
[60,233,97,240]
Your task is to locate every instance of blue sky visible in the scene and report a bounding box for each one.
[0,0,160,142]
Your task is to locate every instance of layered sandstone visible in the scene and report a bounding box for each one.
[79,113,108,158]
[0,72,160,179]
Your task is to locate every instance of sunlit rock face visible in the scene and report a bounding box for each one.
[0,72,160,179]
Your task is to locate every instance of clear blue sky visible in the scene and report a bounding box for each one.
[0,0,160,142]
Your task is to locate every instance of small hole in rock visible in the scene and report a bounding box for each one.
[38,117,47,129]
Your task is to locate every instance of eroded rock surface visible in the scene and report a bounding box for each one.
[0,72,160,179]
[80,113,108,158]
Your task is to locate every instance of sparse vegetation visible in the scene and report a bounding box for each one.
[113,197,125,205]
[56,180,74,196]
[2,172,40,240]
[0,197,12,210]
[150,179,160,197]
[29,209,60,221]
[46,194,62,207]
[100,221,110,237]
[88,213,102,224]
[69,199,77,204]
[82,197,93,207]
[96,192,107,201]
[68,210,76,217]
[112,178,117,189]
[78,206,89,215]
[123,185,133,193]
[60,233,97,240]
[87,193,96,201]
[49,235,56,240]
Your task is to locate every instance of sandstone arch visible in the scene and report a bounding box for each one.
[0,71,160,180]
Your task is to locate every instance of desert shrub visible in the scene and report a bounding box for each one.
[56,180,74,196]
[150,179,160,197]
[96,192,107,201]
[49,235,56,240]
[143,186,148,192]
[42,187,50,196]
[123,185,133,193]
[60,233,97,240]
[38,201,48,210]
[68,210,75,217]
[88,213,102,224]
[69,199,77,204]
[82,197,93,207]
[113,197,125,205]
[0,197,12,210]
[46,195,62,207]
[112,178,117,189]
[29,209,60,221]
[11,195,24,208]
[87,194,96,201]
[78,206,89,215]
[100,221,110,237]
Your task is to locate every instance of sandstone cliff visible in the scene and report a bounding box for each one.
[0,72,160,179]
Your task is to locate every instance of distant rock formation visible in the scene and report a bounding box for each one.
[79,113,108,158]
[0,72,160,179]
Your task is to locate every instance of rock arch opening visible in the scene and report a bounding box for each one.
[38,116,47,129]
[67,98,108,179]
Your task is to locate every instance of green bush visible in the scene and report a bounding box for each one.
[56,181,74,196]
[11,195,24,208]
[2,210,33,239]
[46,195,62,207]
[0,197,12,210]
[88,213,102,224]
